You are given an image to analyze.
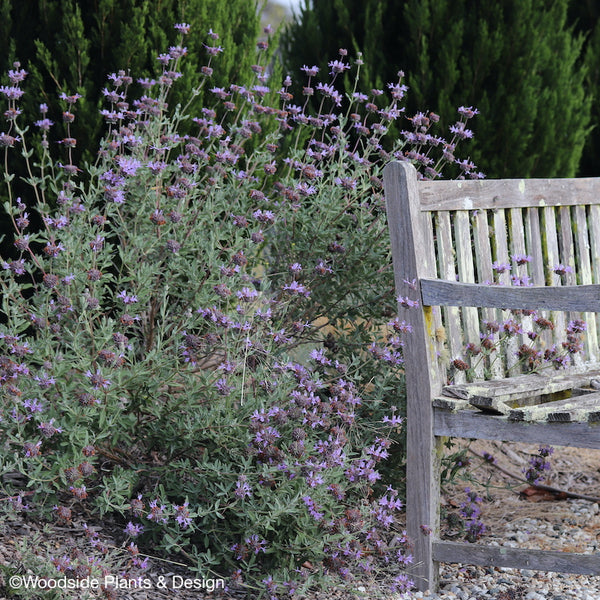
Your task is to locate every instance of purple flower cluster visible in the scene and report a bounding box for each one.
[455,250,590,376]
[523,445,554,485]
[459,488,486,542]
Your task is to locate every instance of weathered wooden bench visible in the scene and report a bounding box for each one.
[383,160,600,591]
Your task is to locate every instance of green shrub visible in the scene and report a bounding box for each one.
[0,24,477,598]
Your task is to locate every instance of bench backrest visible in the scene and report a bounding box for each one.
[384,161,600,387]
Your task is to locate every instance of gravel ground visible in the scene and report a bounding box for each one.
[393,441,600,600]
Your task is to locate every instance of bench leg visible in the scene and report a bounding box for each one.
[406,421,441,591]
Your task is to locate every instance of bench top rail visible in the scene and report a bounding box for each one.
[419,177,600,211]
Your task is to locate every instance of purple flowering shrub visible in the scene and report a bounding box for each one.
[0,24,480,598]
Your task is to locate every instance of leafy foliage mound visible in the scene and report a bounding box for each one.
[0,23,478,598]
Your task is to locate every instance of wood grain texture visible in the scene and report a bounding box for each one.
[454,211,483,378]
[384,160,439,591]
[524,207,554,351]
[434,410,600,448]
[420,279,600,312]
[472,210,503,377]
[573,205,599,360]
[435,210,465,383]
[508,392,600,422]
[419,177,600,211]
[425,211,448,385]
[433,541,600,575]
[443,369,600,401]
[543,207,568,350]
[508,207,534,356]
[589,206,600,360]
[492,209,519,372]
[525,208,545,285]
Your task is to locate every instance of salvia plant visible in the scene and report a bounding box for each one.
[459,487,486,543]
[0,23,481,599]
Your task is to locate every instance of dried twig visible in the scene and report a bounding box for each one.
[468,447,600,504]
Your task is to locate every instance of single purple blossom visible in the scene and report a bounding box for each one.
[174,22,191,34]
[85,368,111,390]
[117,290,138,304]
[235,476,252,499]
[116,156,142,175]
[124,522,144,537]
[174,501,192,528]
[553,263,573,276]
[24,440,42,457]
[328,59,350,74]
[301,65,319,77]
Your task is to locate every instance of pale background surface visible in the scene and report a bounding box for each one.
[274,0,304,15]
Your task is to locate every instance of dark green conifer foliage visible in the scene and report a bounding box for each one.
[1,0,265,166]
[568,1,600,176]
[281,0,591,178]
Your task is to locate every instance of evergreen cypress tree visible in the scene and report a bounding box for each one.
[281,0,591,178]
[568,1,600,176]
[1,0,267,166]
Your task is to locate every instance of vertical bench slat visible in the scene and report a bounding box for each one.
[508,207,534,364]
[508,208,527,273]
[590,206,600,284]
[492,209,518,373]
[524,208,545,284]
[543,207,568,357]
[435,211,465,383]
[573,206,598,361]
[426,212,448,384]
[525,207,553,351]
[559,207,577,285]
[588,205,600,355]
[492,209,511,285]
[455,211,484,379]
[559,206,581,365]
[472,210,503,377]
[473,211,494,282]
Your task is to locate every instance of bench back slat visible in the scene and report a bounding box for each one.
[574,205,599,360]
[473,211,504,377]
[433,210,466,382]
[508,208,534,365]
[455,212,484,378]
[525,207,545,284]
[492,209,520,373]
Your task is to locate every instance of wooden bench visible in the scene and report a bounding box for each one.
[383,161,600,591]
